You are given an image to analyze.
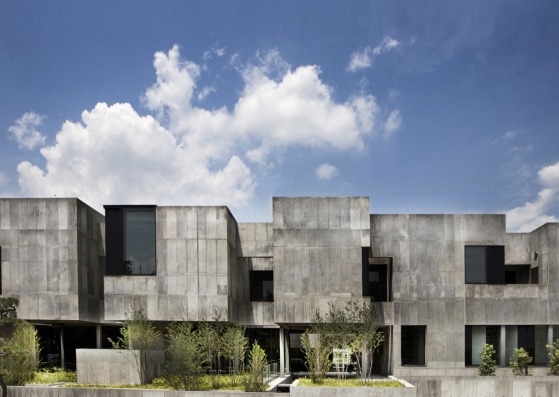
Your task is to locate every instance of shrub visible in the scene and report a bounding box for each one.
[1,322,40,385]
[547,339,559,375]
[165,323,205,390]
[31,368,76,384]
[243,341,268,392]
[478,343,497,376]
[510,347,532,376]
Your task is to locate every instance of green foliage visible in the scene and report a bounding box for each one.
[302,300,384,381]
[478,343,497,376]
[297,377,403,388]
[243,341,268,392]
[0,298,18,322]
[31,368,76,384]
[196,321,222,374]
[510,347,533,376]
[70,374,246,390]
[164,322,205,390]
[0,321,40,385]
[300,331,331,384]
[547,339,559,375]
[221,323,248,374]
[109,308,160,384]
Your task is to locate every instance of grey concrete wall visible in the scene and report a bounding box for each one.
[531,223,559,324]
[76,349,164,385]
[9,387,278,397]
[273,197,370,324]
[505,233,531,264]
[290,382,416,397]
[104,206,237,322]
[0,198,103,322]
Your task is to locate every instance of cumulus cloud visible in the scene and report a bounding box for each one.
[383,110,402,137]
[347,37,400,72]
[16,45,393,212]
[8,112,46,150]
[316,163,339,180]
[506,161,559,232]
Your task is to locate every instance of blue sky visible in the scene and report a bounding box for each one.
[1,1,559,231]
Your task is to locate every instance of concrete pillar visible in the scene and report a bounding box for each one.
[96,324,102,349]
[279,326,285,375]
[500,325,506,367]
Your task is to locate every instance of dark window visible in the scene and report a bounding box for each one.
[362,248,391,302]
[506,325,547,366]
[104,205,156,275]
[250,271,273,302]
[505,265,531,284]
[465,325,500,366]
[401,326,426,366]
[465,246,505,284]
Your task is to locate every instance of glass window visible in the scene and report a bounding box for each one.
[505,325,548,366]
[104,205,156,276]
[401,326,426,366]
[250,271,273,302]
[465,246,505,284]
[465,326,500,366]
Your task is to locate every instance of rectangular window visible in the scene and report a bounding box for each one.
[465,326,500,366]
[505,265,531,284]
[401,326,426,366]
[505,325,547,366]
[465,245,505,284]
[104,205,156,275]
[250,271,273,302]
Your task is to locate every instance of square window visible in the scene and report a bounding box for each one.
[250,271,273,302]
[401,326,426,366]
[465,246,505,284]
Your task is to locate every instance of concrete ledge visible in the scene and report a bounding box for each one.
[290,378,416,397]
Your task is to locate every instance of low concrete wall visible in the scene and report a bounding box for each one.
[407,376,559,397]
[77,349,165,385]
[290,379,416,397]
[9,387,277,397]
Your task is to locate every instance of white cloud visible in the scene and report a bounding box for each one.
[316,163,339,180]
[197,86,215,101]
[16,45,394,212]
[506,161,559,232]
[8,112,46,150]
[347,37,400,72]
[383,110,402,137]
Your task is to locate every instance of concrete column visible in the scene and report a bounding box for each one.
[279,326,285,375]
[500,325,506,367]
[96,324,102,349]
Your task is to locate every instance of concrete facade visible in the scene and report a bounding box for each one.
[1,196,559,395]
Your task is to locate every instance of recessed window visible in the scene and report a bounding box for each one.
[104,205,156,276]
[249,271,273,302]
[401,326,426,366]
[505,325,547,366]
[505,265,531,284]
[465,246,505,284]
[465,325,500,366]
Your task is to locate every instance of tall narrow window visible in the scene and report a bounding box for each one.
[104,205,156,275]
[465,326,500,366]
[401,326,426,366]
[505,325,547,366]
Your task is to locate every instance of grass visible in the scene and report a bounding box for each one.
[29,368,77,384]
[297,377,404,388]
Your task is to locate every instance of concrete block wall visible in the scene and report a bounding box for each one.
[0,198,103,322]
[104,206,237,322]
[531,223,559,324]
[273,197,370,324]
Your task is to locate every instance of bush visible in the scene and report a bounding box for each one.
[164,323,205,390]
[510,347,532,376]
[31,368,76,384]
[547,339,559,375]
[297,377,403,387]
[1,322,40,385]
[478,343,497,376]
[243,341,268,392]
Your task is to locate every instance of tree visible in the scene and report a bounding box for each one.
[165,322,205,390]
[243,341,268,392]
[300,330,330,383]
[109,308,160,384]
[221,323,248,374]
[546,339,559,375]
[478,343,497,376]
[510,347,532,376]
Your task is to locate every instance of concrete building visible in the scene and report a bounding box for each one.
[0,196,558,383]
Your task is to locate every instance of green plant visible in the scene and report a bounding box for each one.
[164,322,205,390]
[297,377,403,388]
[109,308,160,384]
[1,321,40,385]
[221,323,248,374]
[547,339,559,375]
[510,347,532,376]
[478,343,497,376]
[300,331,331,384]
[243,341,268,392]
[31,368,76,384]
